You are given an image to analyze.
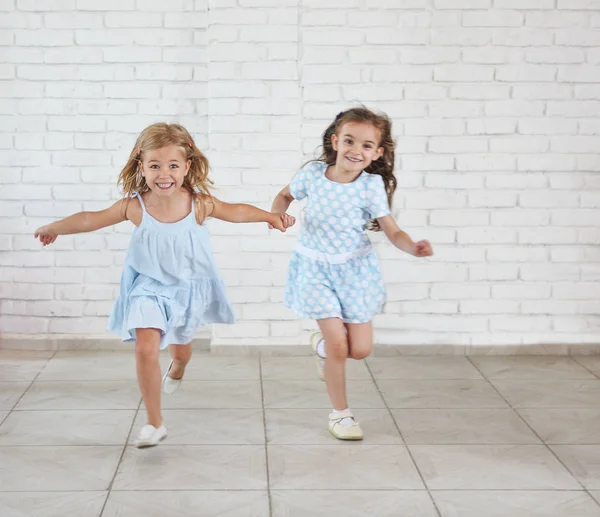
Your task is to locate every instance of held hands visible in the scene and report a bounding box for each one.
[412,239,433,258]
[268,213,296,232]
[34,225,58,246]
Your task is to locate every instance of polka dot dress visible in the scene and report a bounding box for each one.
[284,161,390,324]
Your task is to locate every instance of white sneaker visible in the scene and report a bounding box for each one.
[310,332,325,381]
[135,424,167,448]
[161,360,183,395]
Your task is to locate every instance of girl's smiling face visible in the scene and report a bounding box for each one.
[331,121,384,173]
[141,145,191,196]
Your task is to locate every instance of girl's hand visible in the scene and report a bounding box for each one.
[268,213,296,232]
[413,240,433,257]
[34,225,58,246]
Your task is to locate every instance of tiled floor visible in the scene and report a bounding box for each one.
[2,351,600,516]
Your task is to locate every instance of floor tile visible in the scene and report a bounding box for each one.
[551,445,600,490]
[16,381,140,410]
[159,381,262,409]
[37,351,137,381]
[573,357,600,378]
[0,410,135,446]
[393,409,540,444]
[410,445,579,490]
[263,379,384,409]
[0,446,122,491]
[0,492,106,517]
[261,356,370,380]
[0,411,8,424]
[268,445,423,490]
[377,380,508,409]
[271,490,437,517]
[518,409,600,444]
[432,491,600,517]
[491,380,600,408]
[368,357,482,379]
[590,492,600,506]
[471,356,595,380]
[171,356,260,381]
[130,409,265,445]
[266,408,402,445]
[0,383,32,410]
[103,491,269,517]
[0,351,53,382]
[113,445,267,490]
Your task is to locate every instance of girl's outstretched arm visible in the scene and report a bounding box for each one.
[378,214,433,257]
[34,199,128,246]
[207,195,295,232]
[271,185,294,214]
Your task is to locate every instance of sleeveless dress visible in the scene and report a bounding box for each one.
[108,193,235,349]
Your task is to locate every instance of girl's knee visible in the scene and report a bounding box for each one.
[326,337,349,360]
[349,347,371,360]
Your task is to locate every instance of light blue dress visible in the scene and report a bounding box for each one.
[285,161,391,324]
[108,193,235,349]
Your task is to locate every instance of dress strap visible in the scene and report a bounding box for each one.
[134,192,148,214]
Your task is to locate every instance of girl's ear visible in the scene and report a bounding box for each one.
[375,146,384,160]
[331,133,339,151]
[185,159,191,176]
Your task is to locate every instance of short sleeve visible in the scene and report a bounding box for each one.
[366,174,391,219]
[289,163,314,201]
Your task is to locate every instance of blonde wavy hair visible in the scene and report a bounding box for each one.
[118,122,213,223]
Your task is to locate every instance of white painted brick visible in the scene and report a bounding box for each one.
[15,29,73,46]
[430,210,489,227]
[434,0,490,7]
[425,173,483,190]
[432,29,491,46]
[164,12,207,28]
[461,300,520,314]
[520,192,579,209]
[379,314,488,333]
[467,119,516,135]
[488,247,548,263]
[554,282,598,300]
[490,316,551,332]
[520,227,579,244]
[490,137,549,154]
[0,316,48,333]
[463,10,523,27]
[0,283,54,300]
[493,283,552,299]
[521,264,580,282]
[548,173,584,189]
[517,155,577,172]
[496,65,556,83]
[550,136,598,154]
[579,155,600,171]
[582,266,600,281]
[304,66,361,84]
[492,210,549,227]
[456,155,515,172]
[435,65,494,82]
[367,28,428,45]
[450,85,510,100]
[402,155,454,172]
[404,85,447,100]
[137,0,193,9]
[522,300,600,315]
[526,11,588,27]
[104,83,162,99]
[558,65,600,83]
[239,26,297,42]
[405,191,467,209]
[495,0,553,7]
[513,84,573,100]
[241,62,297,80]
[556,29,600,47]
[581,193,600,208]
[526,48,584,65]
[493,29,553,46]
[0,13,42,28]
[386,301,458,314]
[0,201,23,217]
[457,228,517,244]
[431,283,490,300]
[469,191,518,208]
[518,119,578,135]
[579,229,600,247]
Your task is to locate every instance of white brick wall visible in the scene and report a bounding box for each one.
[1,0,599,347]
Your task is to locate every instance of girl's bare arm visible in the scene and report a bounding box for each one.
[378,214,433,257]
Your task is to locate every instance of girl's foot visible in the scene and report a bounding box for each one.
[310,332,326,381]
[328,410,363,441]
[135,423,167,448]
[161,360,184,395]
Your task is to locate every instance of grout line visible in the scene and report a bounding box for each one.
[466,357,590,494]
[364,359,443,517]
[259,356,273,517]
[98,395,142,517]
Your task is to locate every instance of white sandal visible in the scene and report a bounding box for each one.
[328,410,364,441]
[161,360,183,395]
[135,424,167,448]
[310,332,325,381]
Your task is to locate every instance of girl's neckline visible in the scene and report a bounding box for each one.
[139,192,195,225]
[323,163,364,185]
